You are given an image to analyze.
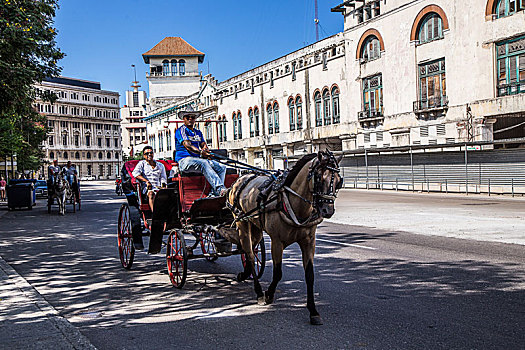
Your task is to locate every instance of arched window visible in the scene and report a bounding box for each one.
[322,89,331,125]
[296,96,303,129]
[162,60,169,76]
[115,152,119,160]
[170,59,177,76]
[418,13,444,44]
[267,104,273,134]
[249,108,255,137]
[86,152,91,159]
[288,98,296,131]
[75,152,80,160]
[98,152,103,160]
[222,115,227,142]
[254,107,260,136]
[331,86,340,124]
[496,0,525,18]
[179,59,185,76]
[63,152,68,159]
[237,112,242,139]
[107,152,111,159]
[273,103,280,134]
[362,36,381,61]
[233,112,238,140]
[314,91,322,127]
[50,151,54,159]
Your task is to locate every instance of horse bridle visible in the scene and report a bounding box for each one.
[308,152,343,208]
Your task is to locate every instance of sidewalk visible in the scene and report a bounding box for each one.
[0,202,96,350]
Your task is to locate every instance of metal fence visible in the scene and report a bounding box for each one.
[340,148,525,196]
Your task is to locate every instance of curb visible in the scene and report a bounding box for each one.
[0,256,97,350]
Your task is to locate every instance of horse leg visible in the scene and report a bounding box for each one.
[265,240,283,305]
[299,237,322,325]
[237,222,264,304]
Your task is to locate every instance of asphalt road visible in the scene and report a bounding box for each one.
[0,182,524,350]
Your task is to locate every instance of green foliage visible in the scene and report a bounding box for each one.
[0,0,64,172]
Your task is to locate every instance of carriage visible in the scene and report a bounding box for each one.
[47,173,81,214]
[117,154,266,288]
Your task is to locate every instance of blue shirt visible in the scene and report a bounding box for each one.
[175,125,204,162]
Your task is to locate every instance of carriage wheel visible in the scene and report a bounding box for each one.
[199,227,218,262]
[117,204,135,269]
[241,236,266,280]
[166,230,188,288]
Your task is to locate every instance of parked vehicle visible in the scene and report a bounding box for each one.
[35,180,48,198]
[80,175,96,181]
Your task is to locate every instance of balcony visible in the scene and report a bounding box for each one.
[358,108,384,128]
[413,95,449,114]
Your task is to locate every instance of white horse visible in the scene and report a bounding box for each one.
[50,171,70,215]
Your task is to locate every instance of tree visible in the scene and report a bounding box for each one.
[0,0,64,175]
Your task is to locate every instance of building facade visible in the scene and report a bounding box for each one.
[120,81,148,157]
[144,0,525,170]
[37,77,122,179]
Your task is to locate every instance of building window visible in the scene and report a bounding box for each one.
[363,75,383,117]
[233,112,242,140]
[48,136,54,146]
[249,109,255,137]
[106,138,110,148]
[98,152,103,160]
[496,0,525,18]
[273,103,279,133]
[75,152,80,160]
[114,138,118,147]
[86,152,91,159]
[496,36,525,96]
[296,96,303,129]
[49,151,54,159]
[361,36,381,62]
[74,134,79,146]
[99,165,104,176]
[162,60,169,76]
[322,89,331,125]
[418,58,447,108]
[179,60,185,75]
[205,122,212,144]
[133,92,139,107]
[97,137,102,147]
[288,98,296,131]
[254,107,260,136]
[314,91,322,127]
[267,104,273,134]
[62,134,68,146]
[107,152,111,159]
[418,13,444,44]
[331,87,340,124]
[292,62,296,81]
[108,165,112,176]
[63,152,68,159]
[171,59,177,76]
[233,112,238,140]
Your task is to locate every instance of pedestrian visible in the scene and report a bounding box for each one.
[0,177,6,201]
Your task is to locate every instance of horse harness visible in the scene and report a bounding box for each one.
[227,152,342,228]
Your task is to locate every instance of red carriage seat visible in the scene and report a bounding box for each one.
[123,160,173,212]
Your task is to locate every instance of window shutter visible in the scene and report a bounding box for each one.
[433,17,440,39]
[510,56,517,83]
[519,54,525,81]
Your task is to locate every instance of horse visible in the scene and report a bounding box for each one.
[227,151,343,325]
[49,171,70,215]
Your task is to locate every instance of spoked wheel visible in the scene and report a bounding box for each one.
[166,229,188,288]
[117,204,135,269]
[241,236,266,280]
[200,226,218,262]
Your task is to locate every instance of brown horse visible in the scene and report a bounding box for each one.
[227,151,342,325]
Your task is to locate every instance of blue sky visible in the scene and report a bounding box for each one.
[54,0,344,105]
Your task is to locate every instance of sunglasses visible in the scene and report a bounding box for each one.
[184,115,197,120]
[144,152,153,156]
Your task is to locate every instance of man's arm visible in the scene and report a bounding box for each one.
[160,164,167,185]
[132,162,152,189]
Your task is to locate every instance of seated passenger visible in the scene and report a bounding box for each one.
[132,146,167,211]
[62,161,79,201]
[175,107,227,197]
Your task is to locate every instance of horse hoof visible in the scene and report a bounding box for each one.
[310,315,323,325]
[257,296,265,305]
[264,291,274,305]
[236,273,245,282]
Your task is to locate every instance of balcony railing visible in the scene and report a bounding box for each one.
[413,95,448,112]
[358,108,383,120]
[497,82,524,97]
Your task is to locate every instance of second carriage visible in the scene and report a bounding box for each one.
[117,155,266,287]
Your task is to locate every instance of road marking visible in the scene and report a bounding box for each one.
[317,238,376,250]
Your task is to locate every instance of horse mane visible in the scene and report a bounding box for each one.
[283,153,317,187]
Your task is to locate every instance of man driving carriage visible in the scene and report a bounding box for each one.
[132,146,167,211]
[63,161,80,202]
[175,107,227,197]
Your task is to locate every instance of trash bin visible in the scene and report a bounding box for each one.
[9,179,37,204]
[7,182,35,210]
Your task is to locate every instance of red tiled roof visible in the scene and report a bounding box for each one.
[142,37,205,63]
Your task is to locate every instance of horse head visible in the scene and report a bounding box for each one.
[308,151,343,219]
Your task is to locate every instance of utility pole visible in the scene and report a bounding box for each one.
[466,105,474,142]
[314,0,319,42]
